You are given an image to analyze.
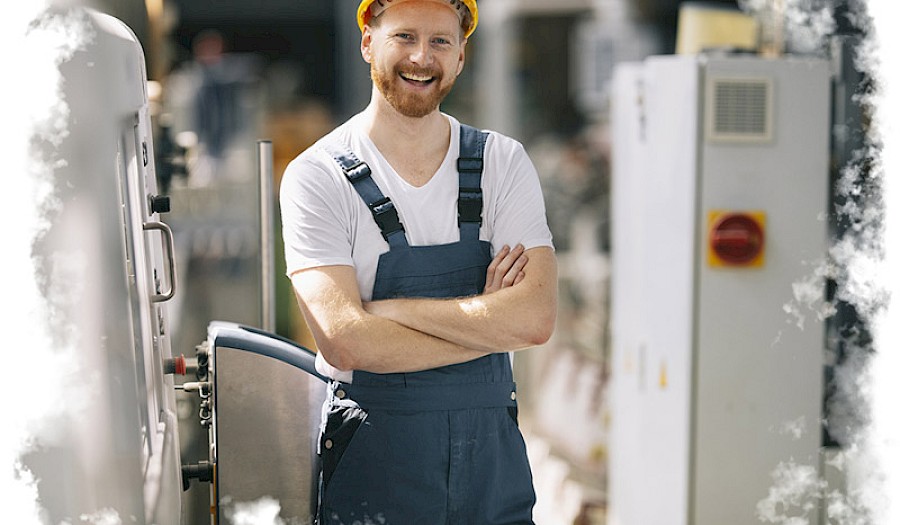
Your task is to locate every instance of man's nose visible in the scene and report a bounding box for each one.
[409,41,432,65]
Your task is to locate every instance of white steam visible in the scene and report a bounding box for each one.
[738,0,837,54]
[4,2,64,524]
[851,0,900,522]
[223,497,287,525]
[757,460,827,524]
[2,2,97,524]
[783,260,835,330]
[60,509,123,525]
[763,0,900,523]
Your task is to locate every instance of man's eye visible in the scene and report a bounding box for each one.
[433,38,450,45]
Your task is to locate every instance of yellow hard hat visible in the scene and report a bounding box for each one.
[357,0,479,39]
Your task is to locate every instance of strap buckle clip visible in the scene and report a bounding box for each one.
[457,157,484,174]
[371,198,405,241]
[343,160,371,183]
[458,186,483,225]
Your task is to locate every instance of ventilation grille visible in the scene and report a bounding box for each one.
[707,77,772,143]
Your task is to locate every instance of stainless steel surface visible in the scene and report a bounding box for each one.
[211,340,324,523]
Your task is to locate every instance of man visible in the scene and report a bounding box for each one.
[280,0,557,522]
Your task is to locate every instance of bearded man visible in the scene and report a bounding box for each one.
[280,1,557,522]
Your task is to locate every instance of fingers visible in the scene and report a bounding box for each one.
[484,244,528,294]
[484,245,510,291]
[502,250,528,288]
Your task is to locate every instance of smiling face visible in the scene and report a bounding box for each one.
[362,0,467,119]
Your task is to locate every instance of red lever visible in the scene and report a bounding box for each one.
[710,213,764,265]
[164,355,188,375]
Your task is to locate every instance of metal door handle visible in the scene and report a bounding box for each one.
[143,221,177,302]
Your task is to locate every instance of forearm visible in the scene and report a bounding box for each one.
[366,247,558,353]
[315,307,489,374]
[291,266,487,374]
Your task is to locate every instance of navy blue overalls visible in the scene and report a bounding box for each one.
[316,125,536,524]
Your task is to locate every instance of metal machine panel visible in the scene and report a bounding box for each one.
[609,54,829,525]
[25,8,182,524]
[609,55,700,525]
[201,322,327,524]
[692,56,830,524]
[608,62,647,525]
[213,347,324,522]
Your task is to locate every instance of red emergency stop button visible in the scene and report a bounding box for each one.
[707,211,766,267]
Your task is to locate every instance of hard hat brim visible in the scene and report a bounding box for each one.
[357,0,478,39]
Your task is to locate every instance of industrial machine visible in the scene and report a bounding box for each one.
[176,322,326,524]
[608,54,831,525]
[25,8,183,523]
[23,8,327,524]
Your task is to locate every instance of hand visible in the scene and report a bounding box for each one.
[484,244,528,294]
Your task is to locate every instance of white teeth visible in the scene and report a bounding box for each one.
[401,73,433,82]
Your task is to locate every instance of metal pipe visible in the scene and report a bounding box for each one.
[258,140,276,332]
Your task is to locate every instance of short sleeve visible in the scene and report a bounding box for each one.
[485,136,555,253]
[279,152,355,276]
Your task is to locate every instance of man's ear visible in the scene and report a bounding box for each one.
[361,27,374,64]
[456,39,467,77]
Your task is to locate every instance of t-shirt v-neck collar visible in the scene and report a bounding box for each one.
[356,114,459,191]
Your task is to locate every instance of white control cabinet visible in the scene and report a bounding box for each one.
[608,54,830,525]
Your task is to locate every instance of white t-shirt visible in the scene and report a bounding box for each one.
[279,113,553,379]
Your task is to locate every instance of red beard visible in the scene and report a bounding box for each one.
[371,62,456,118]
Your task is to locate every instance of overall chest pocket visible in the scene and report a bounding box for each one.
[372,264,486,299]
[371,240,492,300]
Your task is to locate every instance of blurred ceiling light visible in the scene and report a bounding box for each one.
[147,80,162,101]
[176,131,198,149]
[145,0,163,20]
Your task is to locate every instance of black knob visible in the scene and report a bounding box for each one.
[150,195,171,214]
[182,461,214,491]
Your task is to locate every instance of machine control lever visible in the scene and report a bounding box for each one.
[163,355,187,375]
[179,381,211,398]
[164,355,205,376]
[181,461,214,491]
[150,194,171,214]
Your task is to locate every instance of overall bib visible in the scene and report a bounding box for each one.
[317,125,536,525]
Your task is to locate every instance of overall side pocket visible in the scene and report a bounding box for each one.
[508,405,520,427]
[320,403,367,489]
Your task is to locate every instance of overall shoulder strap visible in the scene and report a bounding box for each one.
[457,124,488,241]
[321,140,408,249]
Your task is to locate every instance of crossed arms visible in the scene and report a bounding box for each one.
[290,244,557,374]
